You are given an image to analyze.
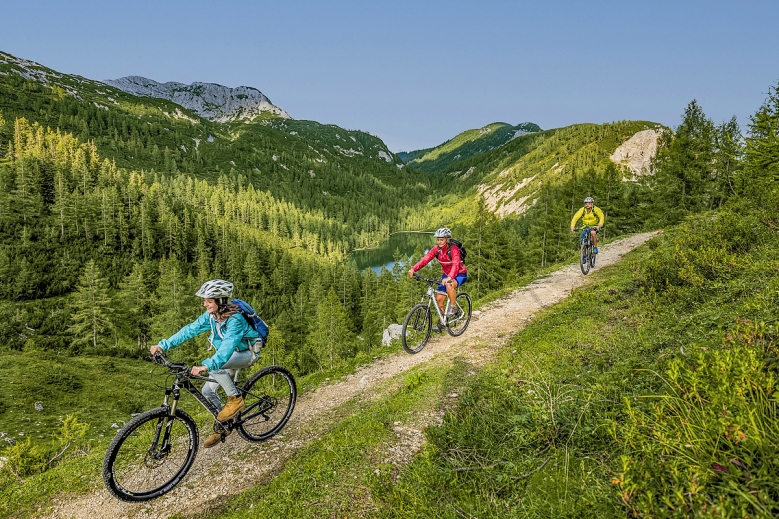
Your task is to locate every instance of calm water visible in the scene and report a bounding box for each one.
[351,232,435,273]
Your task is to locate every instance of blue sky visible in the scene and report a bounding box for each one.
[2,0,777,151]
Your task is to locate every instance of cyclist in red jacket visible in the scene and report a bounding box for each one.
[408,227,468,332]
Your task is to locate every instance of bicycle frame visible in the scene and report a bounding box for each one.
[416,279,453,324]
[579,226,595,246]
[154,354,274,430]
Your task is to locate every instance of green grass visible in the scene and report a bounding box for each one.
[0,334,409,518]
[207,357,476,518]
[366,208,779,518]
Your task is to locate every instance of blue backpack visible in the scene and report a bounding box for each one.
[231,299,269,344]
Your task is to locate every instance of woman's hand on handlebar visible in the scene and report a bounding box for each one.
[191,365,208,377]
[408,268,415,278]
[150,344,163,356]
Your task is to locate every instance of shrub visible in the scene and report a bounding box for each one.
[613,321,779,517]
[635,209,769,294]
[0,415,89,481]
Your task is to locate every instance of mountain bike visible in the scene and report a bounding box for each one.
[102,352,296,502]
[401,274,472,354]
[578,226,598,275]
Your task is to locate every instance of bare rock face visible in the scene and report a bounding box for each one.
[103,76,290,122]
[610,129,662,179]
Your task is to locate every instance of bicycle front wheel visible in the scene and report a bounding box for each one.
[402,303,432,354]
[580,239,591,275]
[103,407,198,502]
[238,365,297,442]
[446,292,472,337]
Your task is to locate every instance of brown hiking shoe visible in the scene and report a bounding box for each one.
[204,428,232,448]
[217,395,246,421]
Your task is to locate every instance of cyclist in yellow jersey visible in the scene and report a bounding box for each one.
[570,197,605,254]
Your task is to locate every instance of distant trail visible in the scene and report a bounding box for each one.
[47,231,660,519]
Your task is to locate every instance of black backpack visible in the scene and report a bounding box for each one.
[444,239,467,263]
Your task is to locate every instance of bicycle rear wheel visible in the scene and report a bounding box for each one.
[402,304,432,354]
[580,239,591,275]
[237,365,297,442]
[446,292,472,337]
[103,407,198,502]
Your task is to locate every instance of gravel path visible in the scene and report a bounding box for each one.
[47,231,659,519]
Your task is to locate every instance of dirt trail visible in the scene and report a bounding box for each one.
[47,231,659,519]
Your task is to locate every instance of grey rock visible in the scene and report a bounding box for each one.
[382,324,403,346]
[103,76,290,123]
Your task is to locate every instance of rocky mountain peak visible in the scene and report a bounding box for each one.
[102,76,291,123]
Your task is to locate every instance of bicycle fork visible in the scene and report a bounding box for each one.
[152,387,182,456]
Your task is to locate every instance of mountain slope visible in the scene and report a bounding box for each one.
[412,121,664,222]
[26,232,660,519]
[398,122,541,172]
[0,49,418,233]
[103,76,290,122]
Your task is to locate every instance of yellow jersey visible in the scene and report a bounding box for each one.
[570,206,605,229]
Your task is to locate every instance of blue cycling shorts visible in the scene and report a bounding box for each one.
[438,273,467,292]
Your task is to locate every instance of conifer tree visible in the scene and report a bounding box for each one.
[743,82,779,210]
[712,116,743,207]
[118,263,152,349]
[308,288,354,370]
[263,324,287,368]
[67,260,114,349]
[151,259,191,342]
[12,158,43,223]
[359,268,384,353]
[651,100,716,221]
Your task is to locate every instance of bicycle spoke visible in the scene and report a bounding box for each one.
[103,408,198,501]
[402,304,431,354]
[237,366,296,442]
[446,293,472,337]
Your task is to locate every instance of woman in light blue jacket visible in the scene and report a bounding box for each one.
[149,279,259,448]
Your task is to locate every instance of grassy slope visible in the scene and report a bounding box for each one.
[397,120,661,232]
[7,206,776,518]
[369,206,779,518]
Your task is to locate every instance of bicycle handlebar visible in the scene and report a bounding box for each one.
[412,274,439,285]
[575,225,602,231]
[151,352,192,374]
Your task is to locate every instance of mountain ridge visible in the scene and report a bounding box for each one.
[398,122,542,172]
[103,75,291,123]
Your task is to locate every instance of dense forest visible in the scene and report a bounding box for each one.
[0,66,764,376]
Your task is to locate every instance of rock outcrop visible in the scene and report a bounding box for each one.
[610,129,662,179]
[103,76,290,122]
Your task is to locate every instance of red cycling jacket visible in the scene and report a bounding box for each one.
[410,243,467,279]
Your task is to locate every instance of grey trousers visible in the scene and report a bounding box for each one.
[202,349,255,411]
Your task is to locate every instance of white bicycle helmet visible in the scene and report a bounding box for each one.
[584,197,594,203]
[195,279,234,299]
[433,227,452,238]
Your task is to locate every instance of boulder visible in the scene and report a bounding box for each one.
[382,324,403,346]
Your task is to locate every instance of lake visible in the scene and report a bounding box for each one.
[351,232,435,273]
